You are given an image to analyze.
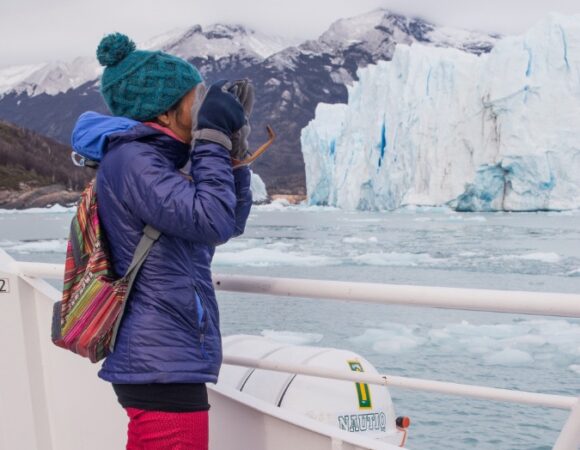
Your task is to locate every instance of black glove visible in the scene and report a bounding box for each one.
[227,80,255,161]
[194,80,245,151]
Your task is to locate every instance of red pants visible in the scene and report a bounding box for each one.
[125,408,208,450]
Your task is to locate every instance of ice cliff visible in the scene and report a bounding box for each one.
[301,14,580,211]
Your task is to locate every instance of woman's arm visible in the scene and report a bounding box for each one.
[124,141,237,246]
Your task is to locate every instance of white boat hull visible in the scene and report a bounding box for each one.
[0,250,401,450]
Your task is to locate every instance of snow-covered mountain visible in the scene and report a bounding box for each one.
[317,10,495,55]
[151,24,296,61]
[302,14,580,211]
[0,24,294,98]
[0,10,498,193]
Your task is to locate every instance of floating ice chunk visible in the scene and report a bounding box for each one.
[352,252,443,267]
[400,205,456,214]
[517,252,561,263]
[463,336,499,355]
[1,239,67,253]
[503,334,547,347]
[569,365,580,375]
[261,330,323,345]
[483,349,534,366]
[338,217,383,223]
[218,238,263,251]
[432,319,580,364]
[342,236,380,244]
[427,329,451,341]
[250,171,268,203]
[493,252,561,263]
[447,215,487,222]
[294,204,341,212]
[213,247,334,267]
[459,251,484,257]
[342,237,367,244]
[373,336,421,354]
[0,205,75,214]
[350,325,424,354]
[350,318,580,364]
[438,321,529,339]
[415,215,487,223]
[0,240,19,248]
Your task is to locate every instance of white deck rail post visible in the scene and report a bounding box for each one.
[0,251,53,450]
[0,250,127,450]
[553,398,580,450]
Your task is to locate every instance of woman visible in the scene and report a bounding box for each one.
[73,33,252,449]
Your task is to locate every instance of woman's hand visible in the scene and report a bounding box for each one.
[196,80,245,137]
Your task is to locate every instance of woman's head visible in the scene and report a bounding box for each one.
[154,88,198,144]
[97,33,203,134]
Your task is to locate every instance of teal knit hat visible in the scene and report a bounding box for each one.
[97,33,203,121]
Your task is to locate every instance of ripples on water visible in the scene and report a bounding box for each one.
[1,204,579,449]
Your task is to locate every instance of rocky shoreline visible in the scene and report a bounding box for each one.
[0,185,306,210]
[0,184,81,210]
[269,194,307,205]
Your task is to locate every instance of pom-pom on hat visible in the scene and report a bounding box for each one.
[97,33,203,121]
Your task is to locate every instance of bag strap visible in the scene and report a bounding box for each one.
[109,225,161,352]
[124,225,161,291]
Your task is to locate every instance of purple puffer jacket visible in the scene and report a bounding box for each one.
[72,113,252,384]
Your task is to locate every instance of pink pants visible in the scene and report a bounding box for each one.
[125,408,208,450]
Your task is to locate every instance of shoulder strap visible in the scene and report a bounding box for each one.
[124,225,161,291]
[109,225,161,352]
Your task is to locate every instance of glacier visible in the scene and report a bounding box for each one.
[301,14,580,211]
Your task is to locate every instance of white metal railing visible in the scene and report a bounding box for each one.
[11,262,580,318]
[4,258,580,449]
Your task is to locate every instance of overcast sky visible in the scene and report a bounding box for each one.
[1,0,579,68]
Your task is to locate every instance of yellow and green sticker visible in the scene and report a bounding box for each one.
[348,360,372,409]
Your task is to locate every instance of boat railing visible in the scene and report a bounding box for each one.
[1,255,579,449]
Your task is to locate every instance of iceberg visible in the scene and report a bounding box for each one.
[250,171,269,203]
[301,14,580,211]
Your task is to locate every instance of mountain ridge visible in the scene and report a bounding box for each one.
[0,9,500,194]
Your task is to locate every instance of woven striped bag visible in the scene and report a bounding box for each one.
[51,179,159,363]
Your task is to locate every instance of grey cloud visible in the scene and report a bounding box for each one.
[1,0,579,67]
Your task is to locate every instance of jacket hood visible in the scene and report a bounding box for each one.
[72,111,191,168]
[71,111,139,163]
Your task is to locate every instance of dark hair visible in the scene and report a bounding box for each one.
[151,95,185,125]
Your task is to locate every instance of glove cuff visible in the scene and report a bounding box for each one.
[194,129,232,151]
